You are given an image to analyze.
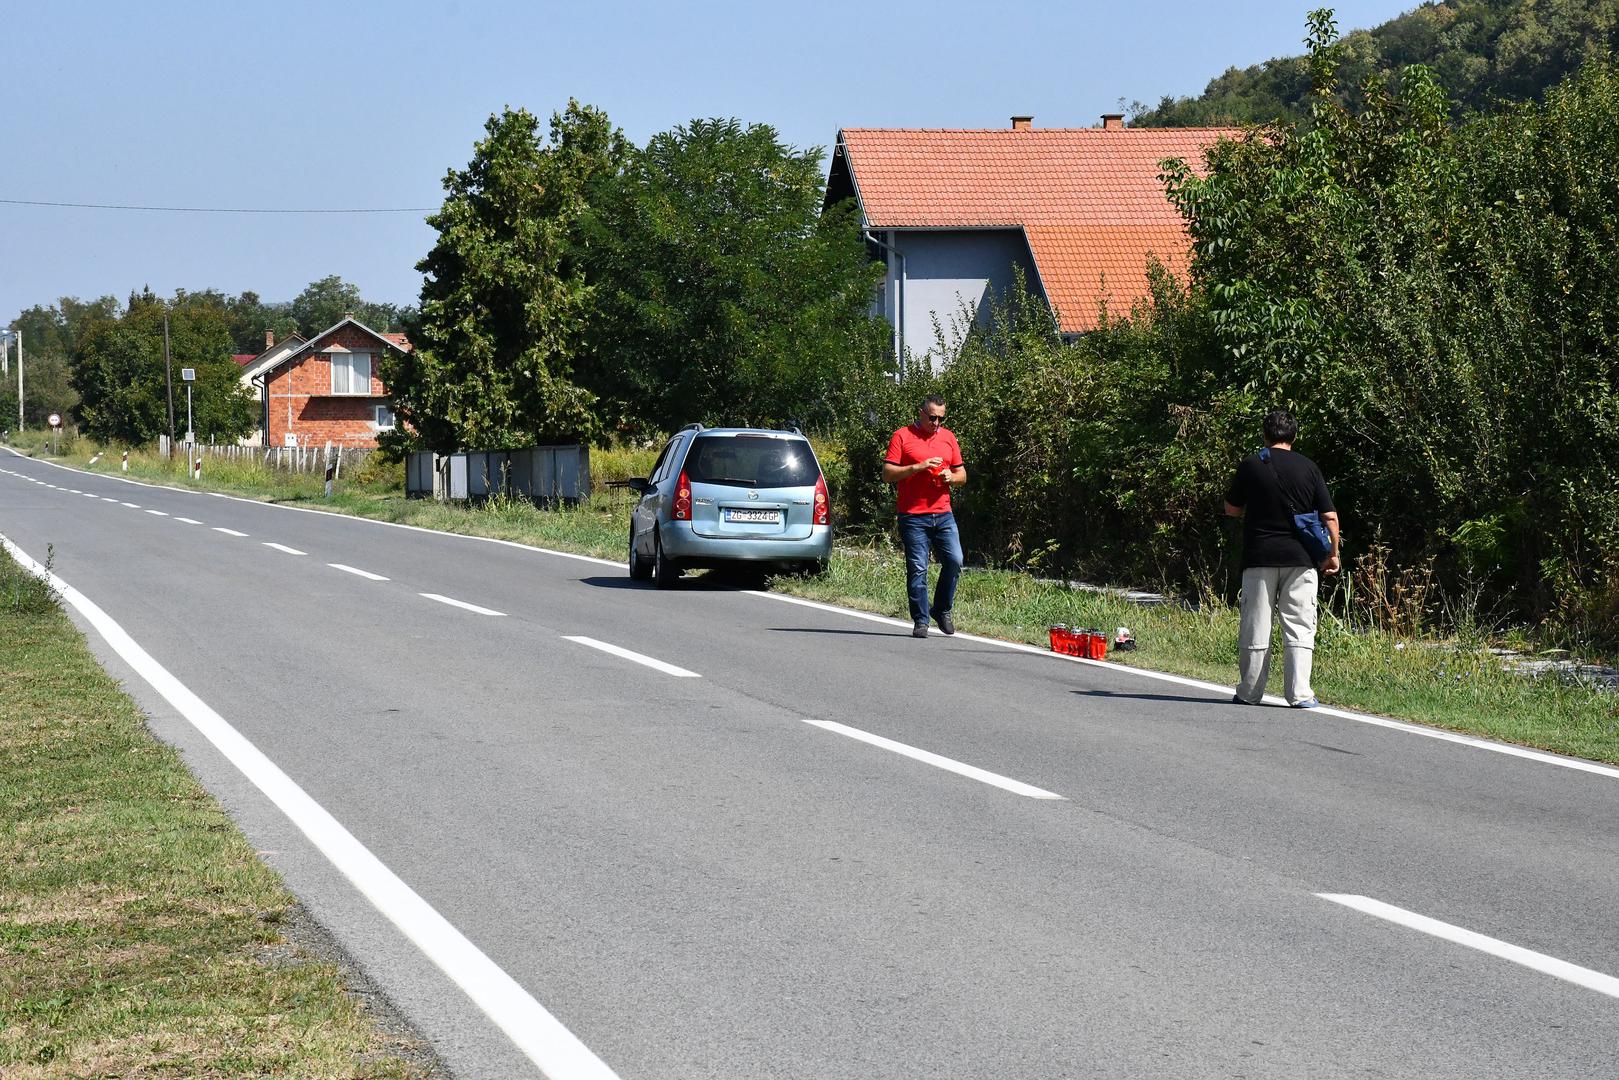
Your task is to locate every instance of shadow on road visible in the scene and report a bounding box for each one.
[1069,689,1234,707]
[766,626,902,638]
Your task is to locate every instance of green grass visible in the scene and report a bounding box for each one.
[0,548,435,1078]
[19,436,1619,765]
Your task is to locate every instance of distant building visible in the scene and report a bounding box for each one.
[823,115,1240,367]
[247,315,409,449]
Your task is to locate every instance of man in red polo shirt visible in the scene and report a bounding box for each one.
[884,394,967,638]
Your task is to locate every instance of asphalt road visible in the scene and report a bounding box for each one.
[4,448,1618,1080]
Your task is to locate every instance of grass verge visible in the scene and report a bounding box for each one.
[21,436,1619,765]
[0,546,436,1078]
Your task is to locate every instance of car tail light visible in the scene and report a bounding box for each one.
[673,470,692,521]
[813,474,829,526]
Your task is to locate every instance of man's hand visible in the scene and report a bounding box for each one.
[1321,554,1342,576]
[920,456,944,473]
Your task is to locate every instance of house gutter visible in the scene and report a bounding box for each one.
[863,229,905,368]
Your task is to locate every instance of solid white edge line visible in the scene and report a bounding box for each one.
[0,532,620,1079]
[1317,893,1619,1000]
[750,592,1619,782]
[420,592,507,617]
[803,719,1064,800]
[8,448,1616,783]
[562,636,700,678]
[329,562,388,581]
[262,542,307,556]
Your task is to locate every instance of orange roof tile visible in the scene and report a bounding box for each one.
[837,127,1238,333]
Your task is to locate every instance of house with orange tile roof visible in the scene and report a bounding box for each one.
[250,315,410,449]
[824,115,1239,366]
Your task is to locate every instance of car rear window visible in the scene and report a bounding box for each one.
[684,435,818,488]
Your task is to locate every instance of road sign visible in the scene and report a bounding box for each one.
[47,413,61,428]
[180,368,196,382]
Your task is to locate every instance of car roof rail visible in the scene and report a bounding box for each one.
[676,422,704,434]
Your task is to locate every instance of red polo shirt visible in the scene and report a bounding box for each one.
[886,423,964,514]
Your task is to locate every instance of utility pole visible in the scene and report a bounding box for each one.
[13,329,21,433]
[163,314,175,455]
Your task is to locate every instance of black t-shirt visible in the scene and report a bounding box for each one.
[1225,447,1335,568]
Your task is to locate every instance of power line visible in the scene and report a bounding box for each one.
[0,197,437,214]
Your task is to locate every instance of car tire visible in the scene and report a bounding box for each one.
[653,529,680,589]
[806,558,830,578]
[628,527,652,581]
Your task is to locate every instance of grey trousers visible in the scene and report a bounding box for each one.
[1236,565,1319,705]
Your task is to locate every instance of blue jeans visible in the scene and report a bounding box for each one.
[897,512,963,627]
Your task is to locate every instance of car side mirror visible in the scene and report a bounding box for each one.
[626,477,652,495]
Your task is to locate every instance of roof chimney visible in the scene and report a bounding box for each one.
[264,329,275,350]
[1011,116,1033,131]
[1101,113,1125,130]
[342,310,355,322]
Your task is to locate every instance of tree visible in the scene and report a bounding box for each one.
[588,118,886,432]
[224,290,300,354]
[72,288,255,444]
[386,102,628,451]
[289,275,407,337]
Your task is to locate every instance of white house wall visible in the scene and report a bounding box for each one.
[885,229,1035,370]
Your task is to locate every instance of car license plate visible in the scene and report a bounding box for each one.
[723,507,781,524]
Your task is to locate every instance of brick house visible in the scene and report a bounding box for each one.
[823,115,1240,367]
[256,315,410,448]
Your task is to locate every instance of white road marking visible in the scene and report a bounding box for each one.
[101,496,118,501]
[0,532,622,1080]
[10,447,1617,784]
[174,517,202,525]
[121,502,140,508]
[67,488,81,493]
[420,593,506,617]
[329,562,387,581]
[262,542,306,556]
[753,593,1619,782]
[82,492,98,498]
[145,509,169,516]
[213,528,249,537]
[562,636,700,678]
[1318,893,1619,999]
[802,719,1065,800]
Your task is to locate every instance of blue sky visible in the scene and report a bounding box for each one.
[0,1,1416,323]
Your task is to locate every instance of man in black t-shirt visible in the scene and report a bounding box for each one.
[1223,410,1341,708]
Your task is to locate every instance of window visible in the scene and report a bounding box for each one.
[649,438,679,482]
[330,350,373,395]
[374,405,396,430]
[686,435,819,487]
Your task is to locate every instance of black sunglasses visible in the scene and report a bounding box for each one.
[922,413,946,423]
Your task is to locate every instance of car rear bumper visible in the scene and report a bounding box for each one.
[661,521,831,565]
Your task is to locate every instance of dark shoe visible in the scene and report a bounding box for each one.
[1231,694,1260,706]
[936,612,956,636]
[912,623,929,638]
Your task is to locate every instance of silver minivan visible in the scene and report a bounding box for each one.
[627,425,832,587]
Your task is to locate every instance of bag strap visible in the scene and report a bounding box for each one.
[1257,447,1305,517]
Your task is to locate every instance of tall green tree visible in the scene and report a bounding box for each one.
[386,102,627,452]
[72,289,255,444]
[588,118,885,432]
[288,276,408,337]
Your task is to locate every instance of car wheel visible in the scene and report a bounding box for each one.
[806,558,830,578]
[628,526,651,581]
[653,529,680,589]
